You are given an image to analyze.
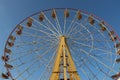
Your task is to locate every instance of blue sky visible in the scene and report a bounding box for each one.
[0,0,120,80]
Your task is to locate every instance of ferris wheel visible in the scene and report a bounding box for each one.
[1,8,120,80]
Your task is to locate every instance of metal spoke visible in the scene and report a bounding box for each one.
[80,68,92,80]
[84,62,99,80]
[66,13,78,36]
[9,43,55,62]
[72,40,114,55]
[42,12,61,35]
[39,49,57,79]
[53,9,62,34]
[31,17,58,37]
[80,49,117,73]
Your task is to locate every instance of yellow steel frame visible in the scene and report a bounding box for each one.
[49,36,80,80]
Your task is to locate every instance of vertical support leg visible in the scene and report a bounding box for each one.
[63,47,67,80]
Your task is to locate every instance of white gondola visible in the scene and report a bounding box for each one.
[64,9,69,18]
[16,25,23,35]
[1,73,9,79]
[116,58,120,63]
[115,43,120,48]
[108,31,115,36]
[39,12,44,21]
[26,18,33,27]
[117,49,120,55]
[7,41,14,47]
[9,35,16,41]
[2,55,9,61]
[5,48,12,54]
[77,11,82,20]
[111,72,120,79]
[110,36,117,41]
[16,30,22,35]
[52,10,56,18]
[99,21,106,31]
[18,25,23,30]
[5,63,13,69]
[88,15,95,25]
